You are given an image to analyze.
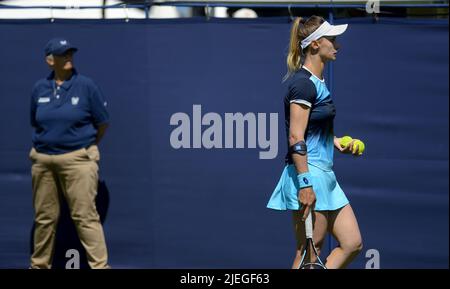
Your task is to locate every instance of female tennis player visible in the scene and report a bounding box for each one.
[267,16,363,269]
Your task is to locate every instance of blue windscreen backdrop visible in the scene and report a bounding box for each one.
[0,17,448,268]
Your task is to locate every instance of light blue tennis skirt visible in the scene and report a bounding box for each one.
[267,164,349,211]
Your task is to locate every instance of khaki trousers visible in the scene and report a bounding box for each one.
[29,145,109,269]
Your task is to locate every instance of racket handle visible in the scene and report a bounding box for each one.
[305,211,313,239]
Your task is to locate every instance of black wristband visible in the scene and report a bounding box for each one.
[290,141,307,156]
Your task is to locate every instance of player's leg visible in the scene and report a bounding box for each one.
[325,204,363,269]
[291,210,328,268]
[30,150,60,269]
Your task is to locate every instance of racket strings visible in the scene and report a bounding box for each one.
[298,238,327,269]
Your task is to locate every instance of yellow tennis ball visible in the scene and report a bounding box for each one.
[353,140,365,154]
[340,136,353,148]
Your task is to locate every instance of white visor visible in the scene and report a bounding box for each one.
[300,21,348,50]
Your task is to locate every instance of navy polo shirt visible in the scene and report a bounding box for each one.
[30,69,109,154]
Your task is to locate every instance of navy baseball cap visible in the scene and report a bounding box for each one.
[44,38,78,56]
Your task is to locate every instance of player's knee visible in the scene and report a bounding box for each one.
[353,242,364,254]
[342,239,363,254]
[353,241,363,254]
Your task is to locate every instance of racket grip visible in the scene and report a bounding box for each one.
[305,211,313,239]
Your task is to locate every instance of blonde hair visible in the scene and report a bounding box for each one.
[284,15,325,81]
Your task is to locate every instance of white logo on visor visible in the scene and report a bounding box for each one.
[71,96,79,105]
[60,40,67,45]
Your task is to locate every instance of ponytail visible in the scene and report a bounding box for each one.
[284,17,304,81]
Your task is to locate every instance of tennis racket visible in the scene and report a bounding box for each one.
[298,211,327,269]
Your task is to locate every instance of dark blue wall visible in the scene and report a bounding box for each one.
[0,17,448,268]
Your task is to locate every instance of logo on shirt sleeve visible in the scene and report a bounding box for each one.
[71,96,79,105]
[38,97,50,103]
